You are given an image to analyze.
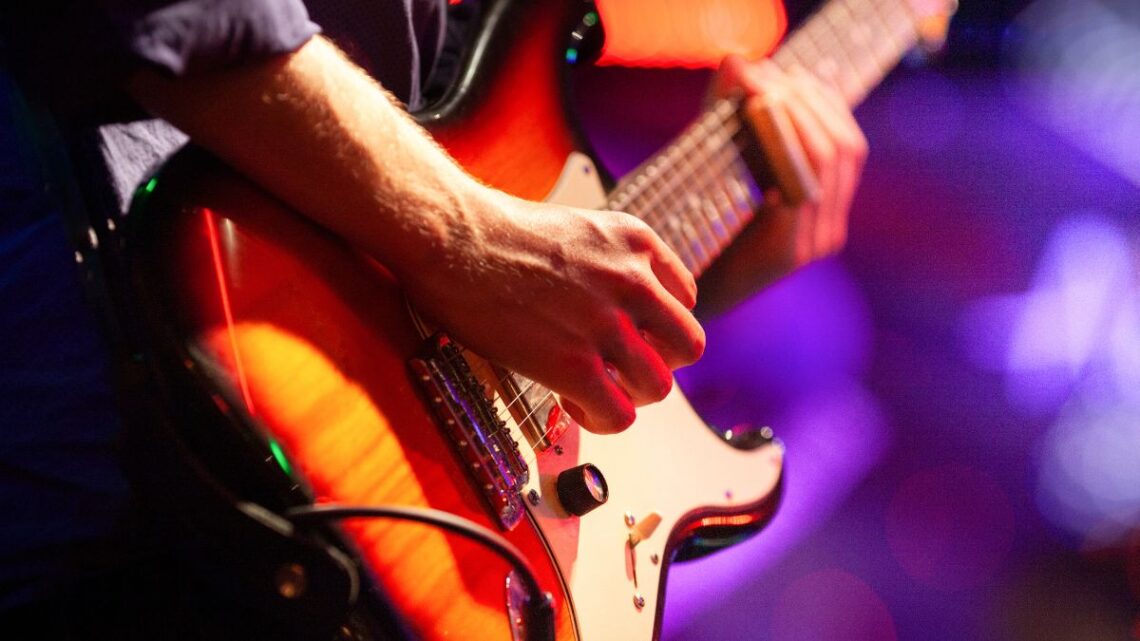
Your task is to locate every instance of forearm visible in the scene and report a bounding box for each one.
[127,35,704,433]
[127,35,478,282]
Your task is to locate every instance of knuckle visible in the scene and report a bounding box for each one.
[817,140,838,166]
[621,269,657,301]
[622,217,657,251]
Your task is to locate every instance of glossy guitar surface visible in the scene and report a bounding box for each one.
[126,0,952,637]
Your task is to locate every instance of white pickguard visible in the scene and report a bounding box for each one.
[517,153,785,641]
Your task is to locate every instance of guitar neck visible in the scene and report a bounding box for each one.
[607,0,924,278]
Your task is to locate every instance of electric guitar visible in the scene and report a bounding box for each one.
[126,0,954,639]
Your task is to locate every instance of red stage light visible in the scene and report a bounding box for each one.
[594,0,787,68]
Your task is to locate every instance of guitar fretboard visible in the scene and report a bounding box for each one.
[608,0,924,278]
[497,0,942,447]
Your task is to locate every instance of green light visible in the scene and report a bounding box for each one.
[268,438,293,477]
[566,48,579,63]
[143,177,158,194]
[583,11,598,27]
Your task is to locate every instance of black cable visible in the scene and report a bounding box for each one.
[284,503,555,641]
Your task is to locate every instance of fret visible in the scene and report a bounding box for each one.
[826,2,874,102]
[884,1,920,54]
[608,107,763,278]
[670,221,701,274]
[675,141,724,257]
[608,102,737,214]
[871,0,914,47]
[704,156,738,233]
[799,20,844,89]
[773,36,808,72]
[705,191,733,246]
[680,150,725,260]
[676,153,738,263]
[614,117,740,223]
[724,169,757,230]
[688,171,729,255]
[682,151,749,275]
[693,192,729,245]
[863,3,905,77]
[712,172,741,235]
[674,214,710,268]
[643,186,699,269]
[844,5,890,101]
[605,0,934,280]
[715,170,745,223]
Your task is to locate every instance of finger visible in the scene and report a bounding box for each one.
[633,280,706,369]
[556,356,637,435]
[778,69,840,258]
[713,54,751,99]
[602,319,674,406]
[741,58,787,100]
[637,221,699,309]
[716,55,787,99]
[788,67,866,252]
[608,212,697,308]
[819,81,868,250]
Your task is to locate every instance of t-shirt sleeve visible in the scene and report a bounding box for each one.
[1,0,320,120]
[117,0,320,76]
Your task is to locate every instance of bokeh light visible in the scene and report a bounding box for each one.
[885,465,1015,590]
[959,212,1140,547]
[594,0,786,68]
[959,213,1140,415]
[1010,0,1140,189]
[770,569,897,641]
[1037,397,1140,547]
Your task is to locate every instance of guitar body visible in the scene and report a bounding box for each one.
[127,1,784,639]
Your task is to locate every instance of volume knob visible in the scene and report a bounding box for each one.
[556,463,609,516]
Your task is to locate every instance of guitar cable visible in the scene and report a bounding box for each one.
[284,504,556,641]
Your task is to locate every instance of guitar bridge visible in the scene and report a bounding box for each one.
[409,333,528,530]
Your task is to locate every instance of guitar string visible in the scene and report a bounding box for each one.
[609,105,741,216]
[437,0,923,479]
[438,131,746,440]
[498,0,923,463]
[607,0,918,213]
[441,345,535,418]
[613,114,745,247]
[638,141,753,275]
[613,0,919,270]
[478,147,752,449]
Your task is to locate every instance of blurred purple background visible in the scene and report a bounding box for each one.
[572,1,1140,639]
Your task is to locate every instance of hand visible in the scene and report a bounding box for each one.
[697,55,868,316]
[128,36,704,435]
[398,185,706,434]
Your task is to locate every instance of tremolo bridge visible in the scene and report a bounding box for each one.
[409,334,529,530]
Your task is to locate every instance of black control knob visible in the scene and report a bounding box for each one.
[556,463,609,516]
